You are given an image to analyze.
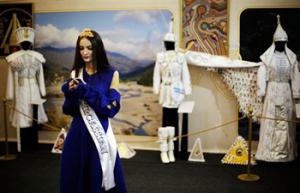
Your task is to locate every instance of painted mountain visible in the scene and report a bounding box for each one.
[36,47,155,87]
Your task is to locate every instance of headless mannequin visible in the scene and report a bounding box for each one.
[19,41,39,151]
[161,41,179,156]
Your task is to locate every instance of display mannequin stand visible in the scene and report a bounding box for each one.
[177,101,194,160]
[0,99,16,161]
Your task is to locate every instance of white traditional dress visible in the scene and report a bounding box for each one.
[6,50,48,128]
[255,46,300,162]
[153,50,192,108]
[255,16,300,162]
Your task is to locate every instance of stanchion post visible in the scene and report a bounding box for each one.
[247,107,253,175]
[238,106,259,181]
[0,98,16,161]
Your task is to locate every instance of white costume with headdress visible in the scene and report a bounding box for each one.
[5,27,48,128]
[153,18,192,108]
[255,15,300,162]
[153,18,192,164]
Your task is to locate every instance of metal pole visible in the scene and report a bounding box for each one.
[0,98,16,160]
[247,109,253,175]
[238,106,259,181]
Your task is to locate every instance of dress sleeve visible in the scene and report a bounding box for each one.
[153,53,162,94]
[61,80,81,116]
[291,61,300,99]
[180,54,192,95]
[6,65,14,100]
[83,85,121,118]
[257,62,267,97]
[37,62,46,97]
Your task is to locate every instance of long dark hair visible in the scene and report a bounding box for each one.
[72,29,110,77]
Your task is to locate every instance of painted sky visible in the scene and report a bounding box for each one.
[35,10,172,61]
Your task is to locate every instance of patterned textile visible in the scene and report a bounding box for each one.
[222,68,263,120]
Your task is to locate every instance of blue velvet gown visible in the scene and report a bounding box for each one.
[60,67,127,193]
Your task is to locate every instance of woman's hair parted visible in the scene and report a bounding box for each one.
[72,29,111,77]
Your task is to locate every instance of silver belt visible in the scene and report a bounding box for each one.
[268,79,290,83]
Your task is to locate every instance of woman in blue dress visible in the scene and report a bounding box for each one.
[60,28,127,193]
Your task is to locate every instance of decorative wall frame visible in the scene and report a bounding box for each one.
[0,3,33,56]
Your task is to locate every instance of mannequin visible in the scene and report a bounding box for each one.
[153,19,192,163]
[255,15,300,162]
[6,27,48,152]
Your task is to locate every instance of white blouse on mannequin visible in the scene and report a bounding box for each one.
[6,50,48,128]
[153,50,192,108]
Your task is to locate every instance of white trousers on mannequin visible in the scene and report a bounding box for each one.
[158,126,176,163]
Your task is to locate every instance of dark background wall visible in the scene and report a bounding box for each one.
[240,8,300,62]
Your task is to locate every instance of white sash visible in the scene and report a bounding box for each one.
[80,100,117,191]
[71,69,117,190]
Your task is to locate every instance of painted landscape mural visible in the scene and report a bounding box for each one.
[35,10,172,136]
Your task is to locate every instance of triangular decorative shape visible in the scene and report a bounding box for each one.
[188,138,205,162]
[51,128,67,154]
[118,142,136,159]
[221,136,256,165]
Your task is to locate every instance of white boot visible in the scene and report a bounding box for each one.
[167,126,176,162]
[158,127,170,163]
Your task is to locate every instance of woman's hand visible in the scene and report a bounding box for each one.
[68,79,79,90]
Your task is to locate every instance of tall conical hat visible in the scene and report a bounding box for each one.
[273,15,288,42]
[163,17,175,42]
[15,27,35,44]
